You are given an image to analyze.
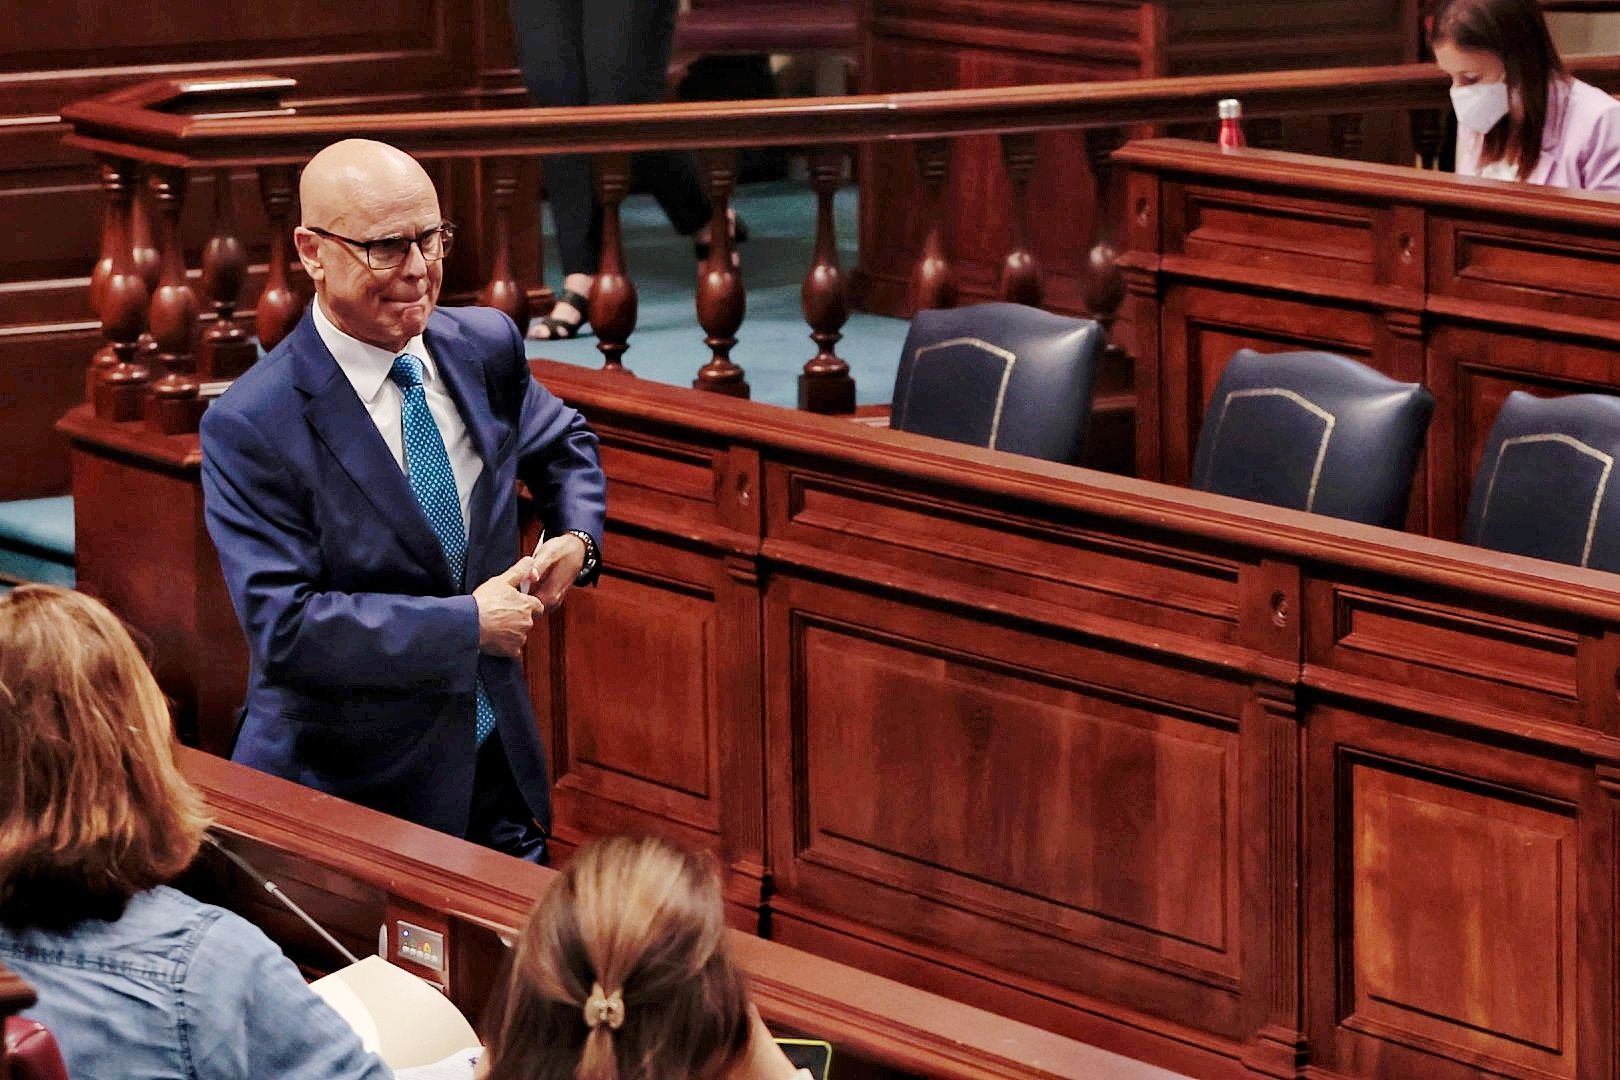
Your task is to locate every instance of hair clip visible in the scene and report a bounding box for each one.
[583,982,625,1031]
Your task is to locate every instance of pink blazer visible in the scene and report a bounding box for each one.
[1455,77,1620,191]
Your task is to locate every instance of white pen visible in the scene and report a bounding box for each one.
[519,531,545,595]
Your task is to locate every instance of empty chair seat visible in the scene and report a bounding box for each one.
[1465,390,1620,571]
[890,302,1105,464]
[1192,349,1434,528]
[0,496,74,588]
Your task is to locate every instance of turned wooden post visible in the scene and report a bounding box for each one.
[198,169,256,380]
[1082,127,1129,362]
[998,132,1042,307]
[92,157,151,422]
[799,147,854,415]
[694,149,749,398]
[145,167,206,435]
[256,165,302,352]
[1329,113,1365,159]
[477,156,529,331]
[590,153,638,374]
[1412,107,1445,170]
[909,138,956,312]
[130,182,162,294]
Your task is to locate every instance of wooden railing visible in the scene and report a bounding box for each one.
[58,55,1620,429]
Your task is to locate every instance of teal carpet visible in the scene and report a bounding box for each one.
[523,180,908,409]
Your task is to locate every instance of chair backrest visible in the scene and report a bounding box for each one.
[890,302,1105,464]
[1464,390,1620,571]
[5,1017,70,1080]
[1191,349,1434,528]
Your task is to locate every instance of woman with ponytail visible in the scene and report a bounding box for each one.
[482,836,805,1080]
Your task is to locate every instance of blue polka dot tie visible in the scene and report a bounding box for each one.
[389,354,498,746]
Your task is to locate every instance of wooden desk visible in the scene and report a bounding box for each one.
[66,356,1620,1079]
[179,747,1182,1080]
[1116,136,1620,540]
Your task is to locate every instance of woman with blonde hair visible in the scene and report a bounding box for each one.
[483,835,806,1080]
[0,584,392,1079]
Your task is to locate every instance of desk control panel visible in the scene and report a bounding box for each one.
[395,920,445,971]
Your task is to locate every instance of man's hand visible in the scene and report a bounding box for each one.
[530,533,588,610]
[473,557,546,659]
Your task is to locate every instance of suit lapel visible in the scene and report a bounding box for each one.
[289,312,456,587]
[426,312,507,584]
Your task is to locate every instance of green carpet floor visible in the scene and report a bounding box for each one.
[522,180,908,410]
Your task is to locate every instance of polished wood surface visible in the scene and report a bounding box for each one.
[1117,136,1620,540]
[63,354,1620,1078]
[853,0,1421,319]
[178,747,1185,1080]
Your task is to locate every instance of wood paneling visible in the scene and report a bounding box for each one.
[1120,137,1620,542]
[854,0,1419,318]
[65,356,1620,1079]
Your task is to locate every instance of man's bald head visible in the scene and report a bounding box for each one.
[292,139,446,352]
[299,139,436,234]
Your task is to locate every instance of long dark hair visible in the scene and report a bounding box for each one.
[1429,0,1567,179]
[484,836,751,1080]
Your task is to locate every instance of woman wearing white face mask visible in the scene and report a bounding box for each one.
[1431,0,1620,190]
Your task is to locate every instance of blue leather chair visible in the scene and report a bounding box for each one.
[1191,349,1434,528]
[1465,391,1620,571]
[890,303,1105,464]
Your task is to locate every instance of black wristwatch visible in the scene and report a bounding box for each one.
[566,529,600,585]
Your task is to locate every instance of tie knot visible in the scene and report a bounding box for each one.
[389,353,425,390]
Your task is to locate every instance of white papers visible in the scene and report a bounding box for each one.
[310,955,481,1070]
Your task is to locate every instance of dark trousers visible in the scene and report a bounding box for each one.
[467,733,549,865]
[509,0,713,277]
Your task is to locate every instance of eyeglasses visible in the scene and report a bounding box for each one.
[307,222,457,270]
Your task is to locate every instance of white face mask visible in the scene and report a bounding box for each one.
[1451,80,1510,134]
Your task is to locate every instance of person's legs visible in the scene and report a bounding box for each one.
[466,734,549,864]
[582,0,712,238]
[509,0,598,339]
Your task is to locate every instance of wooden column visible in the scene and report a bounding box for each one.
[798,147,854,415]
[591,153,638,374]
[255,165,302,352]
[908,138,956,312]
[477,156,529,332]
[198,169,257,380]
[92,157,150,422]
[1082,127,1129,361]
[145,166,205,435]
[694,149,749,398]
[998,133,1042,307]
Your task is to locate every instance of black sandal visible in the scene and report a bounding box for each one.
[528,287,591,340]
[693,214,750,263]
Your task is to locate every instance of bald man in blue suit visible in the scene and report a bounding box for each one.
[201,140,604,862]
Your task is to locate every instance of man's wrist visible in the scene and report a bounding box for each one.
[565,529,600,584]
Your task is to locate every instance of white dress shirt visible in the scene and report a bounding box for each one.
[313,299,483,537]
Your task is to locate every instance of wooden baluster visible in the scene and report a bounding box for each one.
[798,147,854,414]
[591,153,637,374]
[1329,113,1365,160]
[198,168,256,380]
[1412,107,1445,170]
[256,165,302,353]
[145,167,206,435]
[693,149,749,398]
[477,156,529,331]
[1082,127,1129,350]
[87,164,123,392]
[909,138,956,312]
[998,132,1043,307]
[132,172,164,370]
[92,157,150,422]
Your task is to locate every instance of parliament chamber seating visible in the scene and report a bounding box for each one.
[889,302,1105,464]
[0,498,75,591]
[1464,390,1620,571]
[3,1018,70,1080]
[1190,349,1434,528]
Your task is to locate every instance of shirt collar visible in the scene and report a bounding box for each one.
[312,298,434,405]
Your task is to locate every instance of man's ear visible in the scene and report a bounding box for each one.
[292,226,325,283]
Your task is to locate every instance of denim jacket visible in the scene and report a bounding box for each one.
[0,885,392,1080]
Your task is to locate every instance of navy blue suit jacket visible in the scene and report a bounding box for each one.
[199,304,605,838]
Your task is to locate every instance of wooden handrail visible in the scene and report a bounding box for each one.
[61,56,1620,167]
